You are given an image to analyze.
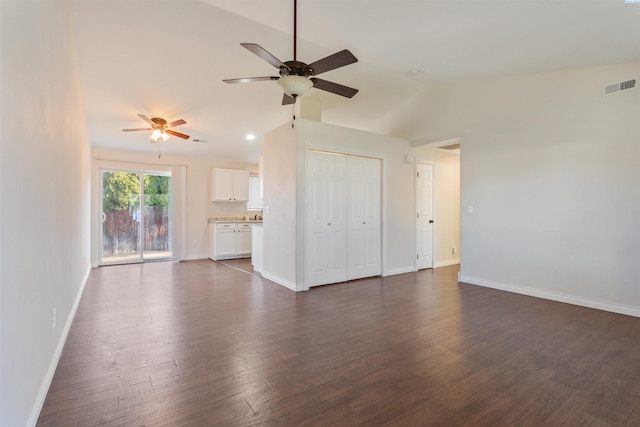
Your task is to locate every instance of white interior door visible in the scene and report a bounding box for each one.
[307,151,348,286]
[416,162,433,270]
[348,156,381,280]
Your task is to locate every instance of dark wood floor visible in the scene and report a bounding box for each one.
[38,260,640,426]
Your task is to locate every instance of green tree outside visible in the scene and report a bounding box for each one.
[102,172,140,211]
[144,175,170,207]
[102,172,170,211]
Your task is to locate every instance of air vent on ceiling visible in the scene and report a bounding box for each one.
[604,78,637,95]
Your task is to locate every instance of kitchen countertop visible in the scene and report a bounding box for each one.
[208,217,263,223]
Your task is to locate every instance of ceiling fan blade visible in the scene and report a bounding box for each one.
[122,127,152,132]
[241,43,286,69]
[282,93,296,105]
[308,49,358,76]
[311,78,358,98]
[137,114,154,125]
[223,76,280,84]
[165,129,190,140]
[167,119,186,128]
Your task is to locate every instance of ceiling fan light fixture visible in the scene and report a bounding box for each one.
[223,0,358,105]
[150,129,170,142]
[277,75,313,97]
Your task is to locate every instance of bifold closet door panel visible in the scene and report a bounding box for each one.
[307,151,348,286]
[347,156,382,280]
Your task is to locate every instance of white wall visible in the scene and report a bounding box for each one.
[299,119,462,275]
[298,119,417,276]
[0,1,92,425]
[262,122,299,289]
[261,118,461,291]
[421,63,640,315]
[91,147,259,263]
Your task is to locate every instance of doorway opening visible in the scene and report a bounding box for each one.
[100,170,172,265]
[414,137,461,271]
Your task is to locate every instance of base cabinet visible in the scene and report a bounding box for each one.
[209,222,252,260]
[251,224,263,273]
[236,226,252,255]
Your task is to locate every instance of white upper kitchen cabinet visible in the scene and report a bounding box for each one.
[247,175,263,210]
[211,168,249,202]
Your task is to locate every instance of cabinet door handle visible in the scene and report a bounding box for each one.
[363,221,366,224]
[328,222,331,226]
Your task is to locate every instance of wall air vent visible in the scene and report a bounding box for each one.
[604,78,637,95]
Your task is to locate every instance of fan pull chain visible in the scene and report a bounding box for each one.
[292,103,296,128]
[158,142,162,159]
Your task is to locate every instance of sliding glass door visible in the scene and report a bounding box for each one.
[142,173,172,261]
[101,170,172,265]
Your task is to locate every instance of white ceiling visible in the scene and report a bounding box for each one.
[72,0,640,163]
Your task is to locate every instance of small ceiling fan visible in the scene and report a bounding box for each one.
[223,0,358,105]
[122,114,190,142]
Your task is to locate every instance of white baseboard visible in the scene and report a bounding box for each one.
[459,274,640,318]
[93,255,209,265]
[28,264,92,427]
[261,271,301,292]
[182,254,208,261]
[382,266,415,277]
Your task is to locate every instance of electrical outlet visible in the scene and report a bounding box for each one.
[52,308,56,329]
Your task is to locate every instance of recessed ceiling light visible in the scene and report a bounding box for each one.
[246,133,256,141]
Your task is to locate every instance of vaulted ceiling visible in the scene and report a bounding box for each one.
[72,0,640,163]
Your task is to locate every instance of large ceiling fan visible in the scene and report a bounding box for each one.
[223,0,358,105]
[122,114,190,142]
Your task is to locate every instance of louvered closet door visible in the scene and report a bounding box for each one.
[307,151,348,286]
[347,156,381,280]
